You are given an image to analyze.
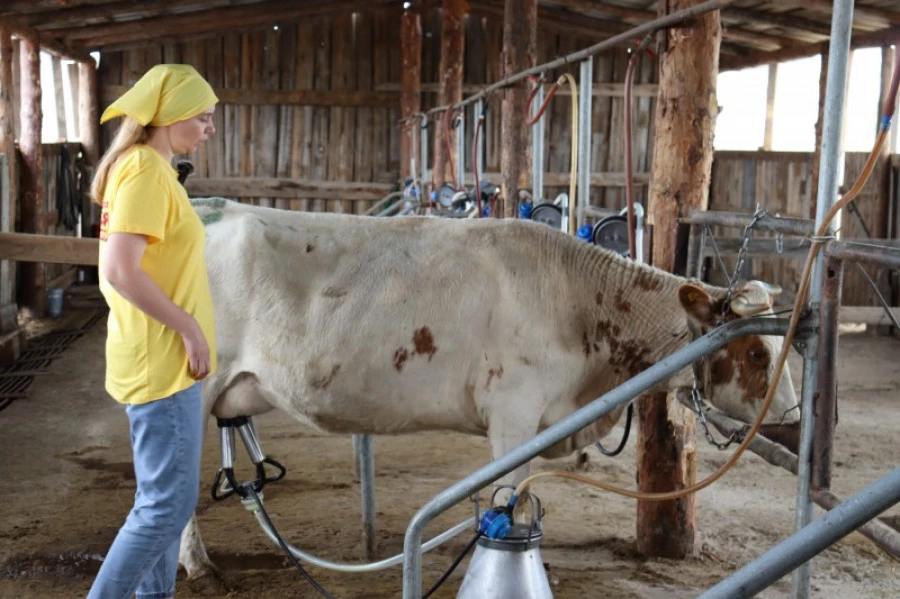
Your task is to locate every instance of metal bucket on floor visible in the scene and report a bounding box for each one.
[457,495,552,599]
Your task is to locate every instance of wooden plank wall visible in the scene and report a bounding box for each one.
[97,8,657,216]
[709,150,895,306]
[100,10,403,215]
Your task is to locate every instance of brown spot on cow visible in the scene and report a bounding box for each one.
[486,365,504,390]
[634,270,664,292]
[595,291,604,305]
[412,327,438,361]
[594,318,652,377]
[322,286,346,298]
[393,348,409,372]
[711,336,770,403]
[311,365,341,389]
[582,331,592,357]
[614,289,631,313]
[520,356,533,366]
[305,243,314,253]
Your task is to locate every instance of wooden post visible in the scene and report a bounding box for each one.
[78,58,99,167]
[18,35,45,316]
[809,46,828,220]
[638,0,721,559]
[0,26,19,321]
[762,63,777,150]
[79,58,100,239]
[500,0,536,218]
[432,0,465,188]
[400,8,422,183]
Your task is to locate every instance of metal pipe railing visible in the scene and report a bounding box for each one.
[794,2,855,595]
[825,239,900,270]
[698,467,900,599]
[401,316,809,598]
[684,210,814,237]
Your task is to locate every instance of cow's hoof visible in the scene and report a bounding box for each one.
[184,567,231,596]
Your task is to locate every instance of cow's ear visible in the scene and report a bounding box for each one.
[678,283,717,327]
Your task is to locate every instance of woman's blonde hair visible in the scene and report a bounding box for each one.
[90,117,149,205]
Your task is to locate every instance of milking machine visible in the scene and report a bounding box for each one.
[456,491,553,599]
[210,415,485,598]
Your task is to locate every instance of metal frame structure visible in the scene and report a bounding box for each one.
[400,316,815,598]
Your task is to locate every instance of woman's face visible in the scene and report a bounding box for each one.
[169,106,216,154]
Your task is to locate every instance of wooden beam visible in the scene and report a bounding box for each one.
[0,17,92,62]
[548,0,653,21]
[721,26,900,71]
[639,0,722,561]
[470,1,624,39]
[63,0,396,48]
[432,0,466,188]
[724,7,832,38]
[0,232,99,266]
[0,27,17,310]
[78,59,99,167]
[377,81,661,97]
[183,178,392,201]
[18,36,45,315]
[500,0,537,218]
[24,0,236,30]
[102,85,398,109]
[400,8,422,182]
[779,0,900,26]
[762,63,777,150]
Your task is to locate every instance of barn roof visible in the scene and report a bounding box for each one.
[0,0,898,70]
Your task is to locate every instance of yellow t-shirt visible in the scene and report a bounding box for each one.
[98,145,217,404]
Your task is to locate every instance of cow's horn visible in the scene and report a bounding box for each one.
[730,294,772,316]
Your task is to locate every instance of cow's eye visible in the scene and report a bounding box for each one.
[748,347,768,366]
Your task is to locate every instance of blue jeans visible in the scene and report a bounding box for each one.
[88,383,203,599]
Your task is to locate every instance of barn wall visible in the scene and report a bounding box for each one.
[709,150,897,307]
[96,7,659,216]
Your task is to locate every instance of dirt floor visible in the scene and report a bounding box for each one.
[0,297,898,598]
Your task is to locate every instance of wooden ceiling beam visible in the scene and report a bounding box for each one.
[0,17,93,63]
[26,0,239,31]
[779,0,900,25]
[63,0,395,48]
[721,25,900,71]
[546,0,654,22]
[471,1,626,39]
[724,7,833,38]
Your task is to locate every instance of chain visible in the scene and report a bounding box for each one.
[723,206,768,312]
[691,383,748,451]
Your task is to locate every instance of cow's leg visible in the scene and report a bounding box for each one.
[179,372,279,580]
[485,399,544,508]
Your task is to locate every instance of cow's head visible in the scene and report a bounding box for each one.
[679,280,799,427]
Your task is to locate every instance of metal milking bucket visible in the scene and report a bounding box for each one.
[457,493,552,599]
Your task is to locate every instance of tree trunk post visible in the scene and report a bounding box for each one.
[400,8,422,184]
[637,0,721,559]
[18,35,44,317]
[500,0,536,217]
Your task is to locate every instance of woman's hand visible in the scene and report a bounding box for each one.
[180,318,211,380]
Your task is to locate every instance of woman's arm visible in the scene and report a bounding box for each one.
[103,232,210,380]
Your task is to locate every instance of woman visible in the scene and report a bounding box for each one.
[87,64,218,599]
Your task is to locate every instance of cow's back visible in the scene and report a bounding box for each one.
[197,200,581,435]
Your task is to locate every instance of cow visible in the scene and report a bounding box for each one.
[178,197,798,578]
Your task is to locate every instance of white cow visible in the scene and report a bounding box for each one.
[179,197,798,577]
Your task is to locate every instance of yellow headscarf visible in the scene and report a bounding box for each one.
[100,64,218,127]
